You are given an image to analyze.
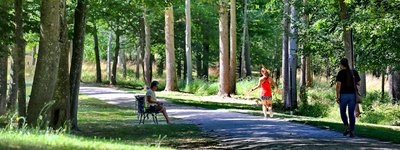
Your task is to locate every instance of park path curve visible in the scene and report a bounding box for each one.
[80,86,400,150]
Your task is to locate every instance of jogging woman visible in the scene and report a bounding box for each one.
[249,65,279,118]
[336,58,361,137]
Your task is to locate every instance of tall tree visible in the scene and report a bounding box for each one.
[27,0,61,126]
[202,29,210,80]
[93,23,102,83]
[242,0,251,77]
[185,0,192,84]
[218,0,230,96]
[338,0,354,68]
[388,68,400,104]
[50,0,70,129]
[8,43,18,112]
[15,0,27,120]
[143,9,151,88]
[282,0,290,109]
[111,31,120,85]
[107,30,112,83]
[164,6,177,91]
[299,0,308,102]
[70,0,87,130]
[289,0,298,108]
[0,47,7,116]
[136,17,145,80]
[229,0,237,94]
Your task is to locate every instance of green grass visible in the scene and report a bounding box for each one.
[0,95,217,149]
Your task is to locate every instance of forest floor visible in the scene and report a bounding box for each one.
[80,85,400,149]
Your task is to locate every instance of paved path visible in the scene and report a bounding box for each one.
[80,86,400,150]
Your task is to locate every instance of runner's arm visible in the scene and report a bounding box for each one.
[269,78,279,94]
[250,78,263,92]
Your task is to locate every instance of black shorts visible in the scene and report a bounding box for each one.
[147,105,162,113]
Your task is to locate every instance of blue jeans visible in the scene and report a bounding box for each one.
[340,93,356,131]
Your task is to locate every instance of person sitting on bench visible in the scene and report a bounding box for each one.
[146,81,171,124]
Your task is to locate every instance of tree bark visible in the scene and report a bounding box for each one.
[202,33,209,81]
[164,6,177,91]
[93,23,102,83]
[111,32,120,85]
[243,0,251,77]
[121,48,127,79]
[282,0,290,109]
[0,47,7,116]
[15,0,27,122]
[300,55,307,104]
[338,0,354,69]
[289,1,298,109]
[218,0,230,97]
[388,68,400,104]
[185,0,192,84]
[360,72,366,96]
[143,10,151,88]
[32,45,37,66]
[136,17,145,80]
[27,0,61,127]
[69,0,86,130]
[382,72,385,99]
[106,30,112,83]
[50,0,70,129]
[306,55,313,87]
[229,0,237,94]
[8,46,18,112]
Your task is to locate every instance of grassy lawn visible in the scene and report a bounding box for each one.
[0,95,217,150]
[120,88,400,144]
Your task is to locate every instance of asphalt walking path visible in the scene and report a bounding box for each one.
[80,85,400,150]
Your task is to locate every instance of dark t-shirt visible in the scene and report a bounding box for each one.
[336,69,361,94]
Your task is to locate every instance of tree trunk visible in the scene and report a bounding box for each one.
[177,56,182,80]
[388,68,400,104]
[229,0,237,94]
[202,34,209,81]
[50,0,70,129]
[306,56,313,87]
[8,46,18,112]
[107,30,112,83]
[195,50,202,78]
[282,0,290,109]
[0,47,7,116]
[183,52,187,80]
[111,32,120,85]
[93,23,102,83]
[15,0,27,121]
[338,0,354,69]
[32,45,37,66]
[218,0,230,97]
[300,55,307,104]
[143,10,151,88]
[27,0,61,127]
[164,6,177,91]
[382,72,385,99]
[69,0,86,130]
[360,72,366,96]
[136,17,145,80]
[242,0,252,76]
[239,0,246,79]
[121,46,127,79]
[185,0,192,84]
[289,1,298,109]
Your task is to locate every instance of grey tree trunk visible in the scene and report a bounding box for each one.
[388,68,400,104]
[382,72,385,99]
[121,48,127,79]
[136,17,145,80]
[27,0,61,127]
[93,24,102,83]
[8,46,18,112]
[300,55,307,104]
[111,32,120,85]
[185,0,192,84]
[243,0,251,77]
[106,30,112,83]
[202,33,209,81]
[338,0,354,69]
[50,0,70,129]
[15,0,27,121]
[0,47,7,116]
[165,6,177,91]
[306,56,313,87]
[360,72,366,96]
[229,0,237,94]
[282,0,290,109]
[69,0,86,130]
[218,0,230,97]
[143,10,151,88]
[289,1,298,109]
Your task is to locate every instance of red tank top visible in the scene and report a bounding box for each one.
[261,77,272,97]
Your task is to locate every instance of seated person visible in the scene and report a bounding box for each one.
[146,81,171,124]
